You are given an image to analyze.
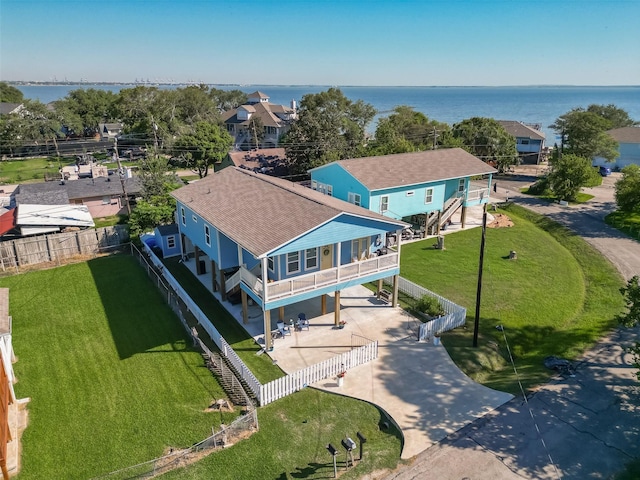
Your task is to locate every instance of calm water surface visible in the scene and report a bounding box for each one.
[15,84,640,142]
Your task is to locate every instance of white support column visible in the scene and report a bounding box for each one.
[336,242,342,280]
[261,256,269,303]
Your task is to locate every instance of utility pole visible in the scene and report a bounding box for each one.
[432,126,438,150]
[473,203,487,348]
[113,137,131,215]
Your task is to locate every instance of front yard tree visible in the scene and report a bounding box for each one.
[617,276,640,380]
[0,82,24,103]
[550,108,620,162]
[615,164,640,212]
[54,88,118,136]
[451,117,518,173]
[547,153,599,201]
[174,121,233,178]
[587,104,637,129]
[282,88,376,174]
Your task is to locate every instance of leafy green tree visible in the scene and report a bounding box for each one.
[617,276,640,381]
[138,154,182,199]
[0,82,24,103]
[128,195,176,238]
[371,106,451,154]
[174,121,233,178]
[548,153,600,201]
[614,164,640,212]
[0,100,61,155]
[53,88,118,136]
[550,108,620,162]
[586,104,637,129]
[282,88,376,174]
[114,85,162,141]
[451,117,518,173]
[209,88,248,113]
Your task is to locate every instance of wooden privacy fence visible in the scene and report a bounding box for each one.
[259,341,378,406]
[0,225,129,271]
[384,275,467,341]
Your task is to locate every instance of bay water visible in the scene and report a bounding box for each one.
[14,84,640,143]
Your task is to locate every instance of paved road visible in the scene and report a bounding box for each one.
[384,172,640,480]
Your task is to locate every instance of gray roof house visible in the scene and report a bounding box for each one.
[497,120,546,164]
[593,126,640,170]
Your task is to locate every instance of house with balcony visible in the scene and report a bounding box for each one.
[222,91,297,150]
[497,120,546,164]
[309,148,497,237]
[171,167,407,350]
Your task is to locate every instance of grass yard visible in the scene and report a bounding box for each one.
[3,256,235,479]
[400,204,624,393]
[0,157,62,184]
[605,210,640,241]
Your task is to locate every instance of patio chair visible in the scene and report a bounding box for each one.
[277,321,291,337]
[297,313,309,331]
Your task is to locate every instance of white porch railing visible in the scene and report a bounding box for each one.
[467,188,490,202]
[225,269,242,293]
[259,341,378,406]
[258,252,399,302]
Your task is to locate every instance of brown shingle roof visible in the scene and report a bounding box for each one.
[497,120,546,140]
[327,148,497,191]
[171,168,405,257]
[607,126,640,144]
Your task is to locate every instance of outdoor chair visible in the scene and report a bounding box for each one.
[297,313,310,331]
[277,321,291,337]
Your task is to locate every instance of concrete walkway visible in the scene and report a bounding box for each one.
[267,285,513,460]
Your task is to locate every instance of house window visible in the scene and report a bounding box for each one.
[351,237,369,261]
[102,196,110,205]
[348,192,361,206]
[327,185,333,196]
[458,179,465,193]
[266,126,277,135]
[268,256,274,272]
[167,236,176,249]
[520,139,530,145]
[181,207,186,226]
[192,215,197,223]
[305,248,318,269]
[311,180,318,190]
[380,196,389,213]
[286,251,300,274]
[425,188,433,204]
[204,225,211,246]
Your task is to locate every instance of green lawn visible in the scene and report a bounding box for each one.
[4,256,234,479]
[520,186,594,204]
[605,210,640,241]
[400,204,624,393]
[0,157,62,183]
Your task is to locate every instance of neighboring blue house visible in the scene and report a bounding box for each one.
[309,148,497,237]
[592,126,640,170]
[498,121,547,164]
[154,224,181,258]
[171,167,407,350]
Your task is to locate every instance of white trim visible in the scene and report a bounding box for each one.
[305,247,319,270]
[204,224,211,246]
[180,207,186,226]
[286,251,300,275]
[425,188,433,204]
[167,235,176,249]
[380,195,389,213]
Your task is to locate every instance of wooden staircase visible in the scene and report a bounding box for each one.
[204,351,257,407]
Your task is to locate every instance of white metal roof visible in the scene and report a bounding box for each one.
[17,204,95,227]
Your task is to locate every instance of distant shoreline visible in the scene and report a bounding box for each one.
[4,81,639,89]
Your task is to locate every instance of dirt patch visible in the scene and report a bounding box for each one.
[488,214,514,229]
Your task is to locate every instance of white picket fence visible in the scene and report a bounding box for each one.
[384,275,467,341]
[259,341,378,406]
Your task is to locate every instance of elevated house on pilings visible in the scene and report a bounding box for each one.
[309,148,497,238]
[171,167,407,350]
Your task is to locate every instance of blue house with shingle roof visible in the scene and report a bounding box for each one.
[310,148,496,236]
[171,167,407,350]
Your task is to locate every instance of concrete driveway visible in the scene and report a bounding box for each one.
[268,285,513,460]
[385,170,640,479]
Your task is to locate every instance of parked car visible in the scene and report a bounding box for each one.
[599,166,611,176]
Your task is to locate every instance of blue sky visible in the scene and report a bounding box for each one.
[1,0,639,86]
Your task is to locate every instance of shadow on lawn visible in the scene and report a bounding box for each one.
[87,255,190,359]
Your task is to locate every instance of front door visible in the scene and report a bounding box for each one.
[321,244,333,270]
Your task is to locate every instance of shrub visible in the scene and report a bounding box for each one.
[415,295,445,317]
[527,176,550,195]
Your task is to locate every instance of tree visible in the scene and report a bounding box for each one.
[451,117,518,173]
[617,276,640,381]
[370,106,451,154]
[614,164,640,212]
[128,195,176,238]
[549,108,620,162]
[586,104,637,129]
[547,153,600,201]
[138,154,182,199]
[282,88,376,174]
[53,88,118,136]
[0,82,24,103]
[174,121,233,178]
[0,100,62,155]
[209,88,248,113]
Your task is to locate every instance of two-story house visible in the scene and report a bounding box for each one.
[222,92,297,149]
[171,167,407,350]
[497,121,546,164]
[592,126,640,170]
[309,148,497,237]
